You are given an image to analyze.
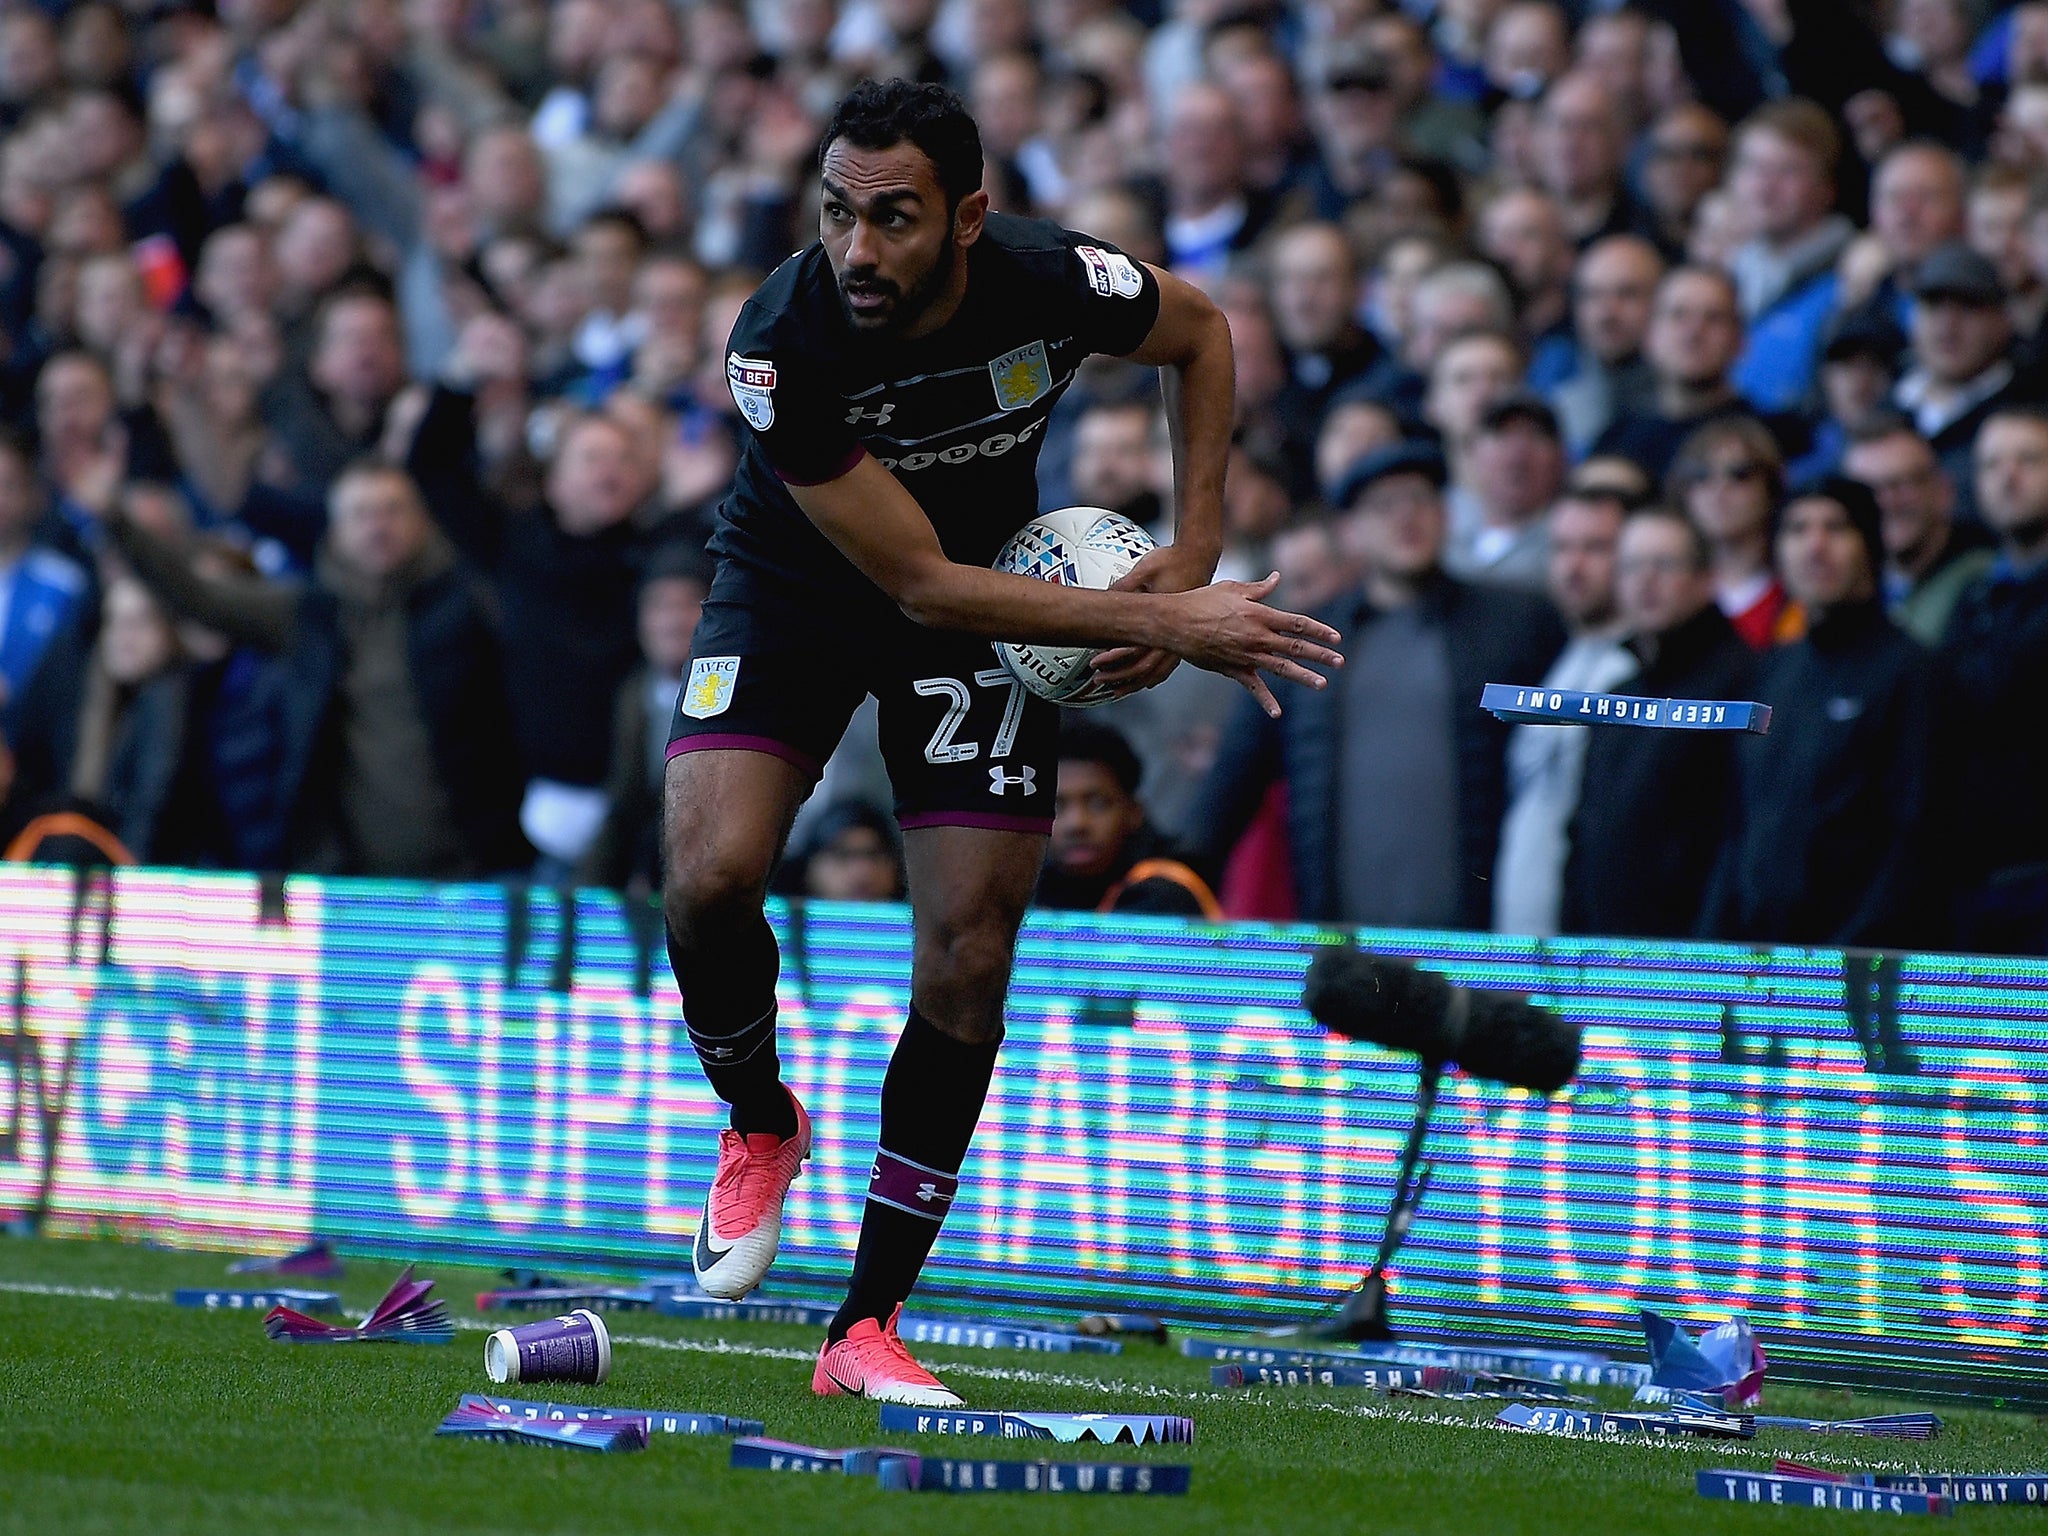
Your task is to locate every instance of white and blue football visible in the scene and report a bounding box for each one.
[992,506,1156,707]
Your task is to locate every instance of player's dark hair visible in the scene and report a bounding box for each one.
[821,78,984,212]
[1059,722,1144,796]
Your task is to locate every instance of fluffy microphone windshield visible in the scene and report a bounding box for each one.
[1302,948,1582,1094]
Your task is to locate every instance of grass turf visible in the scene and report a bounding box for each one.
[2,1238,2043,1535]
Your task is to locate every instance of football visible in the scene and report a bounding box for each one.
[992,506,1157,707]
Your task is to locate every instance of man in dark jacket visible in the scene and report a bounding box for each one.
[110,460,526,876]
[1192,441,1564,927]
[1037,722,1219,918]
[1564,504,1755,938]
[1943,405,2048,953]
[407,316,651,875]
[1704,478,1944,948]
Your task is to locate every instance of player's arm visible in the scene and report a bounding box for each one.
[1090,264,1235,691]
[784,457,1341,717]
[1121,264,1231,585]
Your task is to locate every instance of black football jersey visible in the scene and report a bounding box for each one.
[713,213,1163,623]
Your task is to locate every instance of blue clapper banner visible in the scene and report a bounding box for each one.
[1,868,2042,1399]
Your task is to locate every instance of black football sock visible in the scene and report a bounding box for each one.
[666,907,797,1140]
[829,1008,1000,1343]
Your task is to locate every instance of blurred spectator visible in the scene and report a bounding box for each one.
[1843,413,1993,644]
[1727,100,1855,413]
[1533,71,1644,247]
[1193,441,1562,927]
[1705,478,1944,946]
[0,429,85,743]
[1564,505,1755,938]
[1639,104,1730,260]
[1315,397,1402,502]
[568,207,651,384]
[1443,393,1565,592]
[1486,2,1572,102]
[1427,328,1524,464]
[1267,222,1380,453]
[1839,140,1967,328]
[1478,186,1575,354]
[582,543,711,894]
[1574,9,1653,136]
[1895,240,2025,513]
[1365,13,1486,173]
[1669,415,1802,649]
[1355,258,1513,425]
[1493,487,1633,935]
[1158,83,1267,278]
[1594,264,1758,483]
[1793,312,1909,478]
[1070,398,1162,528]
[59,575,185,859]
[783,800,907,903]
[261,288,408,504]
[1943,405,2048,952]
[34,348,179,558]
[1535,234,1664,455]
[408,318,650,875]
[1037,721,1219,916]
[1218,443,1291,581]
[1967,164,2039,332]
[1302,40,1405,218]
[108,461,525,876]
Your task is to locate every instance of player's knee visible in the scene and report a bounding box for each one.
[663,843,770,939]
[913,921,1016,1042]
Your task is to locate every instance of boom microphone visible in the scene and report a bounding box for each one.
[1302,948,1582,1094]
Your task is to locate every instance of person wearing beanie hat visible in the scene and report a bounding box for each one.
[1701,478,1946,948]
[1777,474,1885,579]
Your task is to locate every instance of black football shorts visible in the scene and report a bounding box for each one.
[666,574,1058,835]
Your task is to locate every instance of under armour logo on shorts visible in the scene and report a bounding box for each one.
[988,765,1037,796]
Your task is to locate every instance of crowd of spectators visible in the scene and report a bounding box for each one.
[0,0,2045,955]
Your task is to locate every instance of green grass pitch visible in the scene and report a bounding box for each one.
[2,1238,2043,1535]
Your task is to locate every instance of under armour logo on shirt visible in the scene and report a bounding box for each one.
[989,765,1037,796]
[846,402,896,426]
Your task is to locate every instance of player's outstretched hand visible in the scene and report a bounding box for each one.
[1091,543,1214,695]
[1167,573,1343,718]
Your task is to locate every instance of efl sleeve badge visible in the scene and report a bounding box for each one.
[726,355,778,431]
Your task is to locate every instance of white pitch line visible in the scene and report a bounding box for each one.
[0,1278,168,1303]
[0,1277,1919,1471]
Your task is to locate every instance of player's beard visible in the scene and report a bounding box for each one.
[839,236,958,337]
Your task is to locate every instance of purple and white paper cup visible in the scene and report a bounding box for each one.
[485,1309,611,1385]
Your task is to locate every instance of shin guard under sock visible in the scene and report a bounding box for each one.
[829,1008,1000,1341]
[667,909,796,1139]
